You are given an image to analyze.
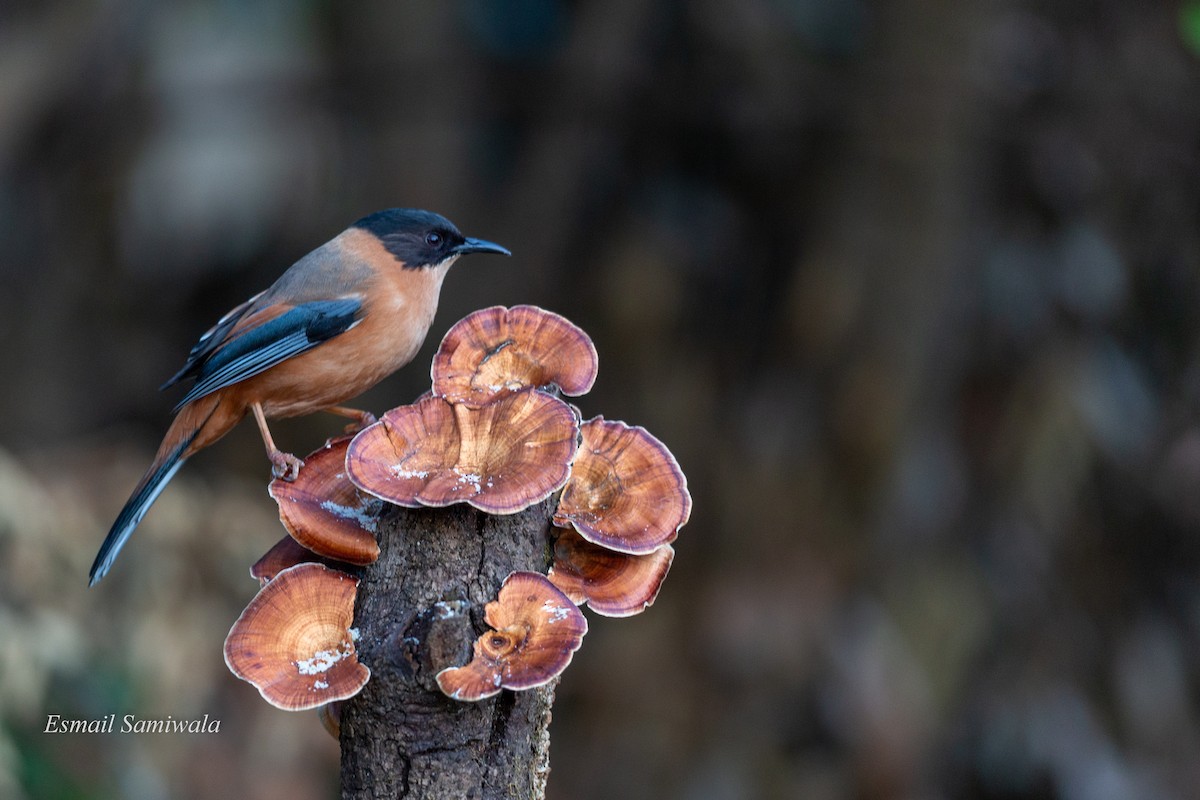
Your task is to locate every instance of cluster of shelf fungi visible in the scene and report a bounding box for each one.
[221,305,692,748]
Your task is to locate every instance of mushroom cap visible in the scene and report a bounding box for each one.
[250,535,350,586]
[347,389,580,515]
[251,535,319,585]
[224,563,369,711]
[317,701,342,741]
[435,571,588,701]
[432,305,598,406]
[268,436,382,565]
[548,527,675,617]
[554,417,691,554]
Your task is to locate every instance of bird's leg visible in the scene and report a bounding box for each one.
[325,405,378,433]
[251,402,304,481]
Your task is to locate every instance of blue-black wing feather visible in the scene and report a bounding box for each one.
[172,297,362,409]
[160,291,266,391]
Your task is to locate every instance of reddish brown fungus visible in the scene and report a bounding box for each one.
[554,417,691,554]
[268,436,381,565]
[347,390,579,514]
[224,563,369,711]
[548,527,675,617]
[436,572,587,701]
[432,305,598,406]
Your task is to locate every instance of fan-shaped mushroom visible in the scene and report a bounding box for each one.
[250,535,348,586]
[554,417,691,554]
[347,390,579,514]
[432,305,598,406]
[224,563,369,711]
[269,436,381,565]
[548,527,675,617]
[436,572,587,701]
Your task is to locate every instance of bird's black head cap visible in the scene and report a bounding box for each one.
[354,208,509,268]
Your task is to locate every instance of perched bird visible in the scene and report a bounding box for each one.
[90,208,509,585]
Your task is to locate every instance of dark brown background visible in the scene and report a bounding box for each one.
[2,1,1200,798]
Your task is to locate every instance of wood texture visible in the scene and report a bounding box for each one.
[339,498,559,799]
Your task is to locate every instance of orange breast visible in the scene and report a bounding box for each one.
[240,238,456,419]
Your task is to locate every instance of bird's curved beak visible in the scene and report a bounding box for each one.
[455,237,511,257]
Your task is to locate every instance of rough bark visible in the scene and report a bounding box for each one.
[339,497,559,799]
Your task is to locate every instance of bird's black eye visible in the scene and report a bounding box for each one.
[425,232,443,247]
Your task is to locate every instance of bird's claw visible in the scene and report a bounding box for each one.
[342,410,378,434]
[270,451,304,482]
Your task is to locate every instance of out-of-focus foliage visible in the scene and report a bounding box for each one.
[1,0,1199,798]
[1182,2,1200,56]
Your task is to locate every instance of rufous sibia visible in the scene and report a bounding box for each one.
[90,208,509,585]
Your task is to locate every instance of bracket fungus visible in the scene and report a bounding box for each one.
[250,534,347,586]
[268,436,382,565]
[346,389,580,515]
[436,572,588,702]
[553,417,691,554]
[432,305,599,406]
[548,527,675,617]
[318,701,343,741]
[208,304,692,796]
[224,563,369,711]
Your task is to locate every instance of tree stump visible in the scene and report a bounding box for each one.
[339,497,558,799]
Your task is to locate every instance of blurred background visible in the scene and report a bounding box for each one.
[2,0,1200,798]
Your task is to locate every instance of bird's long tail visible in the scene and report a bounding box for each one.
[89,394,227,585]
